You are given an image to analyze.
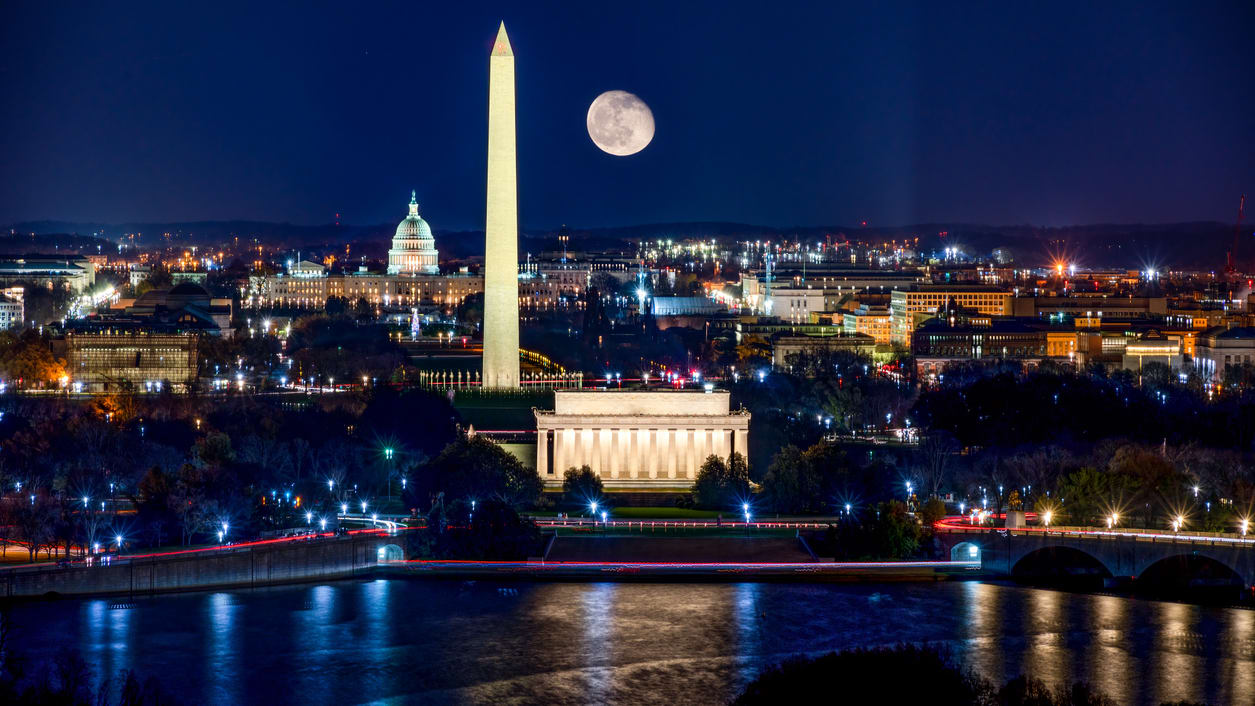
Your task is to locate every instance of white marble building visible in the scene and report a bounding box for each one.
[534,389,750,488]
[387,191,439,275]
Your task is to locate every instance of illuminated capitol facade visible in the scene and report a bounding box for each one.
[248,192,590,311]
[388,191,440,275]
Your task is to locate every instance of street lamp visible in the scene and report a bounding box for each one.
[305,512,313,524]
[590,501,598,518]
[1242,518,1250,536]
[319,517,327,531]
[341,503,348,514]
[1042,510,1052,528]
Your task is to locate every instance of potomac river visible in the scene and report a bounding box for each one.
[9,579,1253,705]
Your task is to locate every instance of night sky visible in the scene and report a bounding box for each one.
[2,2,1253,230]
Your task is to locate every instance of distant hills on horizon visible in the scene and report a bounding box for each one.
[3,218,1251,270]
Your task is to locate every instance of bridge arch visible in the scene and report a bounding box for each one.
[1011,545,1112,588]
[1135,552,1243,596]
[376,544,404,563]
[951,541,981,563]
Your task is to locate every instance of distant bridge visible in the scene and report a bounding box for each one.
[937,521,1255,592]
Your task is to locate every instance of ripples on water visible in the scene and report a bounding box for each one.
[10,580,1254,705]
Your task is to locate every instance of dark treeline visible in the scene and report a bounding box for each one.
[0,387,484,557]
[728,352,1255,534]
[733,644,1195,706]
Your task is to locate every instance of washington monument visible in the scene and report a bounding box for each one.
[482,22,520,389]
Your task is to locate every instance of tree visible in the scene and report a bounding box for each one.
[735,645,991,706]
[0,330,66,388]
[868,500,920,558]
[1105,444,1186,528]
[415,498,542,560]
[735,335,772,369]
[1058,466,1140,527]
[692,452,751,509]
[413,435,542,509]
[195,432,235,467]
[759,446,810,513]
[734,645,1117,706]
[169,464,208,545]
[919,497,947,528]
[917,431,957,498]
[562,465,604,507]
[759,442,855,514]
[136,467,173,546]
[11,493,57,561]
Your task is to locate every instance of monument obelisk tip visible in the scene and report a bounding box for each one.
[492,22,513,57]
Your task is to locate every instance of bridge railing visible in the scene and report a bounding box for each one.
[939,522,1255,548]
[530,518,833,530]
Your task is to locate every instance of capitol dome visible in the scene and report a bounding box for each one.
[387,191,439,275]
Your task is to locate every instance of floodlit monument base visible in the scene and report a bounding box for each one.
[534,389,750,489]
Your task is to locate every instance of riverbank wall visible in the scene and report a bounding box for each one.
[1,533,393,600]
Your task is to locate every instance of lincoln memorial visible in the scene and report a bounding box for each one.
[534,389,751,488]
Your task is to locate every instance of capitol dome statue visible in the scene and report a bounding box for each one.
[387,191,439,275]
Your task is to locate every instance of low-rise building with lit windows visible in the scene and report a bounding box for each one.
[912,315,1046,380]
[1194,326,1255,382]
[890,286,1014,347]
[1121,330,1183,373]
[0,287,24,329]
[842,305,892,345]
[0,256,96,293]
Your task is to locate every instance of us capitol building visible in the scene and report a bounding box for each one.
[387,191,440,275]
[247,193,590,311]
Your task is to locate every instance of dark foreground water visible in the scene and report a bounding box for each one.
[8,579,1254,705]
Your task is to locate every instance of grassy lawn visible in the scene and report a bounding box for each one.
[529,507,725,519]
[609,507,724,519]
[549,524,801,538]
[532,507,726,519]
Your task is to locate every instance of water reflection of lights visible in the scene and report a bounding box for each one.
[580,583,617,703]
[207,593,239,704]
[1151,602,1200,706]
[1022,589,1067,690]
[1086,595,1131,705]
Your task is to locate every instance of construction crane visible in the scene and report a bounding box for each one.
[1225,194,1246,277]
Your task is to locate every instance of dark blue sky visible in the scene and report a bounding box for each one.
[2,2,1252,230]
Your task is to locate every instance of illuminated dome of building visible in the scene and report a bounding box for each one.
[387,191,439,275]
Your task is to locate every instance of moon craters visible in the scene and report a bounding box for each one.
[587,90,654,156]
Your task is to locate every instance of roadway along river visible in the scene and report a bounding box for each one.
[8,579,1253,705]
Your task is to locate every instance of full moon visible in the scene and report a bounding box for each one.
[587,90,654,156]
